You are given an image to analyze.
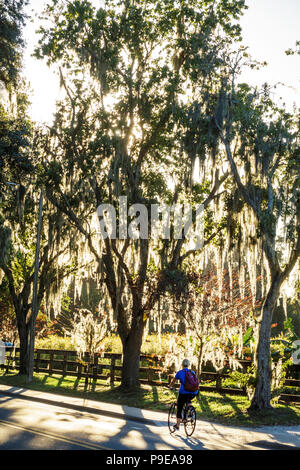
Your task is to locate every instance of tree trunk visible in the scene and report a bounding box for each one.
[249,275,281,410]
[249,305,273,410]
[196,338,204,377]
[120,318,144,390]
[27,190,43,383]
[27,316,38,383]
[17,311,30,376]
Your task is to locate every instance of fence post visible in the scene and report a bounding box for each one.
[62,351,67,377]
[49,351,54,375]
[85,352,90,387]
[36,351,40,373]
[216,373,222,392]
[93,354,98,380]
[110,355,116,386]
[78,361,82,380]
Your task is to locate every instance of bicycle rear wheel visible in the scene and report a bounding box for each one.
[168,403,177,433]
[183,405,196,437]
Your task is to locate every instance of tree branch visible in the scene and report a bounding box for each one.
[216,124,258,215]
[178,227,223,264]
[280,197,300,282]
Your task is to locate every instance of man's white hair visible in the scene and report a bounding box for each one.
[182,359,190,367]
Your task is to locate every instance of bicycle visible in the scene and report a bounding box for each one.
[167,388,197,437]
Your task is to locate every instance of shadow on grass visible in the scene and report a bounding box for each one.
[217,393,250,424]
[246,404,300,426]
[1,371,300,426]
[196,391,213,418]
[196,390,300,427]
[73,377,81,390]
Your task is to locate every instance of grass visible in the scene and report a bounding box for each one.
[1,369,300,427]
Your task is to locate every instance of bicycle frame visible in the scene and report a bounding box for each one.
[167,387,197,437]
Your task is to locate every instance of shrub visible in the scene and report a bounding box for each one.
[36,334,75,350]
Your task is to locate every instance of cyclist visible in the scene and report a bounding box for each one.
[168,359,198,432]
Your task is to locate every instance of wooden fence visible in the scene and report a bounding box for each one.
[2,347,165,387]
[2,347,300,404]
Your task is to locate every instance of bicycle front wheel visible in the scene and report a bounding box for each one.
[168,403,177,433]
[183,405,196,437]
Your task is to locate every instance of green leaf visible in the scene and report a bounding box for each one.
[243,327,253,346]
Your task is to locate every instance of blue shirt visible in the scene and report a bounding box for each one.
[175,368,198,395]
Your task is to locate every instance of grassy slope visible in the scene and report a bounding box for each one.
[1,370,300,427]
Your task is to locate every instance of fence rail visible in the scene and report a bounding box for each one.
[2,347,300,404]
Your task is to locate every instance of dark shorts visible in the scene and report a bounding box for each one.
[177,393,196,418]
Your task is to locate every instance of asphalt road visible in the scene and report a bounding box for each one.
[0,392,299,452]
[0,393,205,451]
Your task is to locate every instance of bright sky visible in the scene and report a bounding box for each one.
[23,0,300,123]
[239,0,300,110]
